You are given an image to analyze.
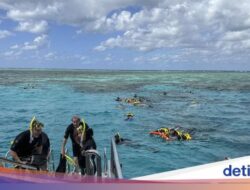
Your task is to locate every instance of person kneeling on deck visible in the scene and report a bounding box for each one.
[61,116,92,175]
[10,118,50,170]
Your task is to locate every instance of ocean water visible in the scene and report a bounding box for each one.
[0,69,249,178]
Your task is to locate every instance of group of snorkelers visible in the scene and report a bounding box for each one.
[115,94,153,121]
[115,94,151,107]
[149,127,192,141]
[115,94,193,142]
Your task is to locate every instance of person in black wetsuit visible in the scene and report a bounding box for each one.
[125,113,134,121]
[10,119,50,170]
[61,116,90,173]
[114,133,132,145]
[78,128,97,175]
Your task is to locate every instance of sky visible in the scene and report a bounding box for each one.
[0,0,250,70]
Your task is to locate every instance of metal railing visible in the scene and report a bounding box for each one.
[3,149,55,171]
[2,138,123,179]
[103,148,108,176]
[110,138,123,179]
[85,149,102,177]
[48,148,55,171]
[0,157,37,170]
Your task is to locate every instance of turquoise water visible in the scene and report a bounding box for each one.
[0,69,250,178]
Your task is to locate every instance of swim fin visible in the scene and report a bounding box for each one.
[56,154,66,173]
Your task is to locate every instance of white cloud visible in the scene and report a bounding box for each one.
[0,30,12,39]
[44,52,56,60]
[16,20,48,33]
[93,0,250,58]
[80,56,86,61]
[3,50,14,56]
[105,56,112,61]
[0,1,158,27]
[3,34,49,58]
[10,44,19,49]
[22,34,48,50]
[1,0,250,65]
[2,49,22,57]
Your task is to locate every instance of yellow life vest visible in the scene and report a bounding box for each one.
[159,128,169,134]
[182,133,192,140]
[175,130,182,136]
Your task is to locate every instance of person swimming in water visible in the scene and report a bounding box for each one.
[150,127,192,141]
[114,133,129,144]
[125,113,134,121]
[115,97,122,102]
[114,133,160,153]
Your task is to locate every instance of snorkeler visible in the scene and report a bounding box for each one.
[10,118,50,170]
[114,133,131,145]
[61,116,90,174]
[125,113,134,121]
[150,127,192,141]
[115,97,122,102]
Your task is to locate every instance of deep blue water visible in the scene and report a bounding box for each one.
[0,69,249,178]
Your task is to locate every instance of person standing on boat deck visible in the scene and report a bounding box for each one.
[78,128,97,175]
[61,116,89,173]
[10,119,50,170]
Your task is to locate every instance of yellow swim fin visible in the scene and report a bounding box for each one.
[65,154,76,166]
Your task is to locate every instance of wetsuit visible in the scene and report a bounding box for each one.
[78,128,96,175]
[11,130,50,169]
[11,130,42,158]
[64,122,89,157]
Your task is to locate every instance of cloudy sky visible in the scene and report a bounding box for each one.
[0,0,250,70]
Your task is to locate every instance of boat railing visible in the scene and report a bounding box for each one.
[85,150,102,176]
[3,150,11,168]
[48,148,55,171]
[2,149,55,171]
[110,137,123,179]
[1,138,123,179]
[103,148,108,176]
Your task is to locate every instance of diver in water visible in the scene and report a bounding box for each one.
[115,97,122,102]
[114,133,131,145]
[169,128,192,141]
[125,113,134,121]
[114,133,160,153]
[150,126,192,141]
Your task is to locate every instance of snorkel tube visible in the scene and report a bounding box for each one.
[29,116,36,132]
[79,118,86,146]
[29,116,36,143]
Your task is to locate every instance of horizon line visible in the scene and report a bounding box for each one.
[0,67,249,72]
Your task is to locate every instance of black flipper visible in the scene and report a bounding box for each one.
[56,154,66,173]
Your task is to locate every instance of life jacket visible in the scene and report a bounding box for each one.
[182,133,192,140]
[159,128,169,134]
[173,130,182,137]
